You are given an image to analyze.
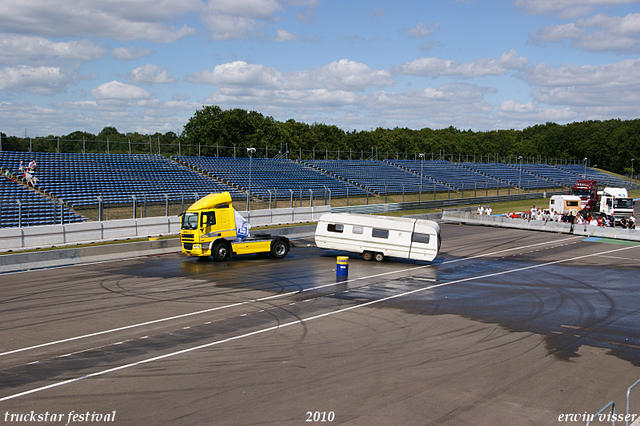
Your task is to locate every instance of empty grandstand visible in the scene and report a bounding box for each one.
[0,178,85,228]
[303,159,450,194]
[388,160,503,192]
[0,150,633,228]
[174,156,368,198]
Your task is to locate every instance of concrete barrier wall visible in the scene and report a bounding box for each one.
[442,210,640,241]
[0,239,182,273]
[0,205,331,251]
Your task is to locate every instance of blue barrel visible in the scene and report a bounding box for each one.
[336,256,349,278]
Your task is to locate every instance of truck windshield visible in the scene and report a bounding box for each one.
[181,212,199,230]
[571,189,591,198]
[614,199,634,209]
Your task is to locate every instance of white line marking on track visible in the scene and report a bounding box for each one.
[0,240,634,403]
[0,236,583,359]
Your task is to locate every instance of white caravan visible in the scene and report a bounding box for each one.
[315,213,441,262]
[549,195,581,216]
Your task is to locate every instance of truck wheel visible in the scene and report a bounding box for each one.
[213,242,229,261]
[374,252,385,262]
[270,240,289,259]
[362,251,373,261]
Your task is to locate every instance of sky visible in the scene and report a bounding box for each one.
[1,0,640,138]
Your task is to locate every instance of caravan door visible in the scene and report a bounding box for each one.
[408,220,440,261]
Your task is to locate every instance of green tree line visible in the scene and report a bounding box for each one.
[2,105,639,174]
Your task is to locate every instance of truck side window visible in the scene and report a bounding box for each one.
[328,223,344,233]
[201,212,216,227]
[372,229,389,239]
[411,233,430,244]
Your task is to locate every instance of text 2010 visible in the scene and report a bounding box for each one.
[306,411,335,422]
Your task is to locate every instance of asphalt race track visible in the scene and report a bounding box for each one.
[1,222,640,426]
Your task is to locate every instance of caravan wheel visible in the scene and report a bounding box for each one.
[362,251,373,261]
[374,252,385,262]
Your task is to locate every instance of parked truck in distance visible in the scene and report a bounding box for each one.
[598,187,634,224]
[315,212,441,262]
[570,180,599,211]
[180,192,292,261]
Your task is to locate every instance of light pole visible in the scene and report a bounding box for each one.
[632,158,635,186]
[419,153,425,201]
[583,157,588,178]
[518,155,523,193]
[247,147,256,210]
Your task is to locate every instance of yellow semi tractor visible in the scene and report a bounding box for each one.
[180,192,292,261]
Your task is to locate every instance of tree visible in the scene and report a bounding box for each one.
[99,126,120,137]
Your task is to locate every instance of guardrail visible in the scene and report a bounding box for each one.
[441,210,640,242]
[332,191,565,214]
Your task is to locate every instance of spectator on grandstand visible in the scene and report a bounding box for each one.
[28,159,37,171]
[24,170,33,185]
[3,168,15,182]
[19,160,25,174]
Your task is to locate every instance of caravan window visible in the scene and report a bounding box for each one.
[372,229,389,239]
[411,233,430,244]
[327,223,344,233]
[352,226,364,235]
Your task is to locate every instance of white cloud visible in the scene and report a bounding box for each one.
[394,50,528,78]
[0,0,200,43]
[402,22,440,39]
[519,59,640,109]
[514,0,640,17]
[186,59,395,91]
[0,35,106,65]
[531,12,640,52]
[202,82,495,130]
[126,64,177,84]
[89,81,153,100]
[201,0,283,40]
[275,29,298,42]
[0,65,86,95]
[111,47,155,61]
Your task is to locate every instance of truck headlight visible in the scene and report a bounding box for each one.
[193,244,201,250]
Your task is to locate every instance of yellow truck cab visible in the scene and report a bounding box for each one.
[180,192,291,261]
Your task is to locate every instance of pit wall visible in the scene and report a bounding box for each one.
[441,210,640,242]
[0,205,331,251]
